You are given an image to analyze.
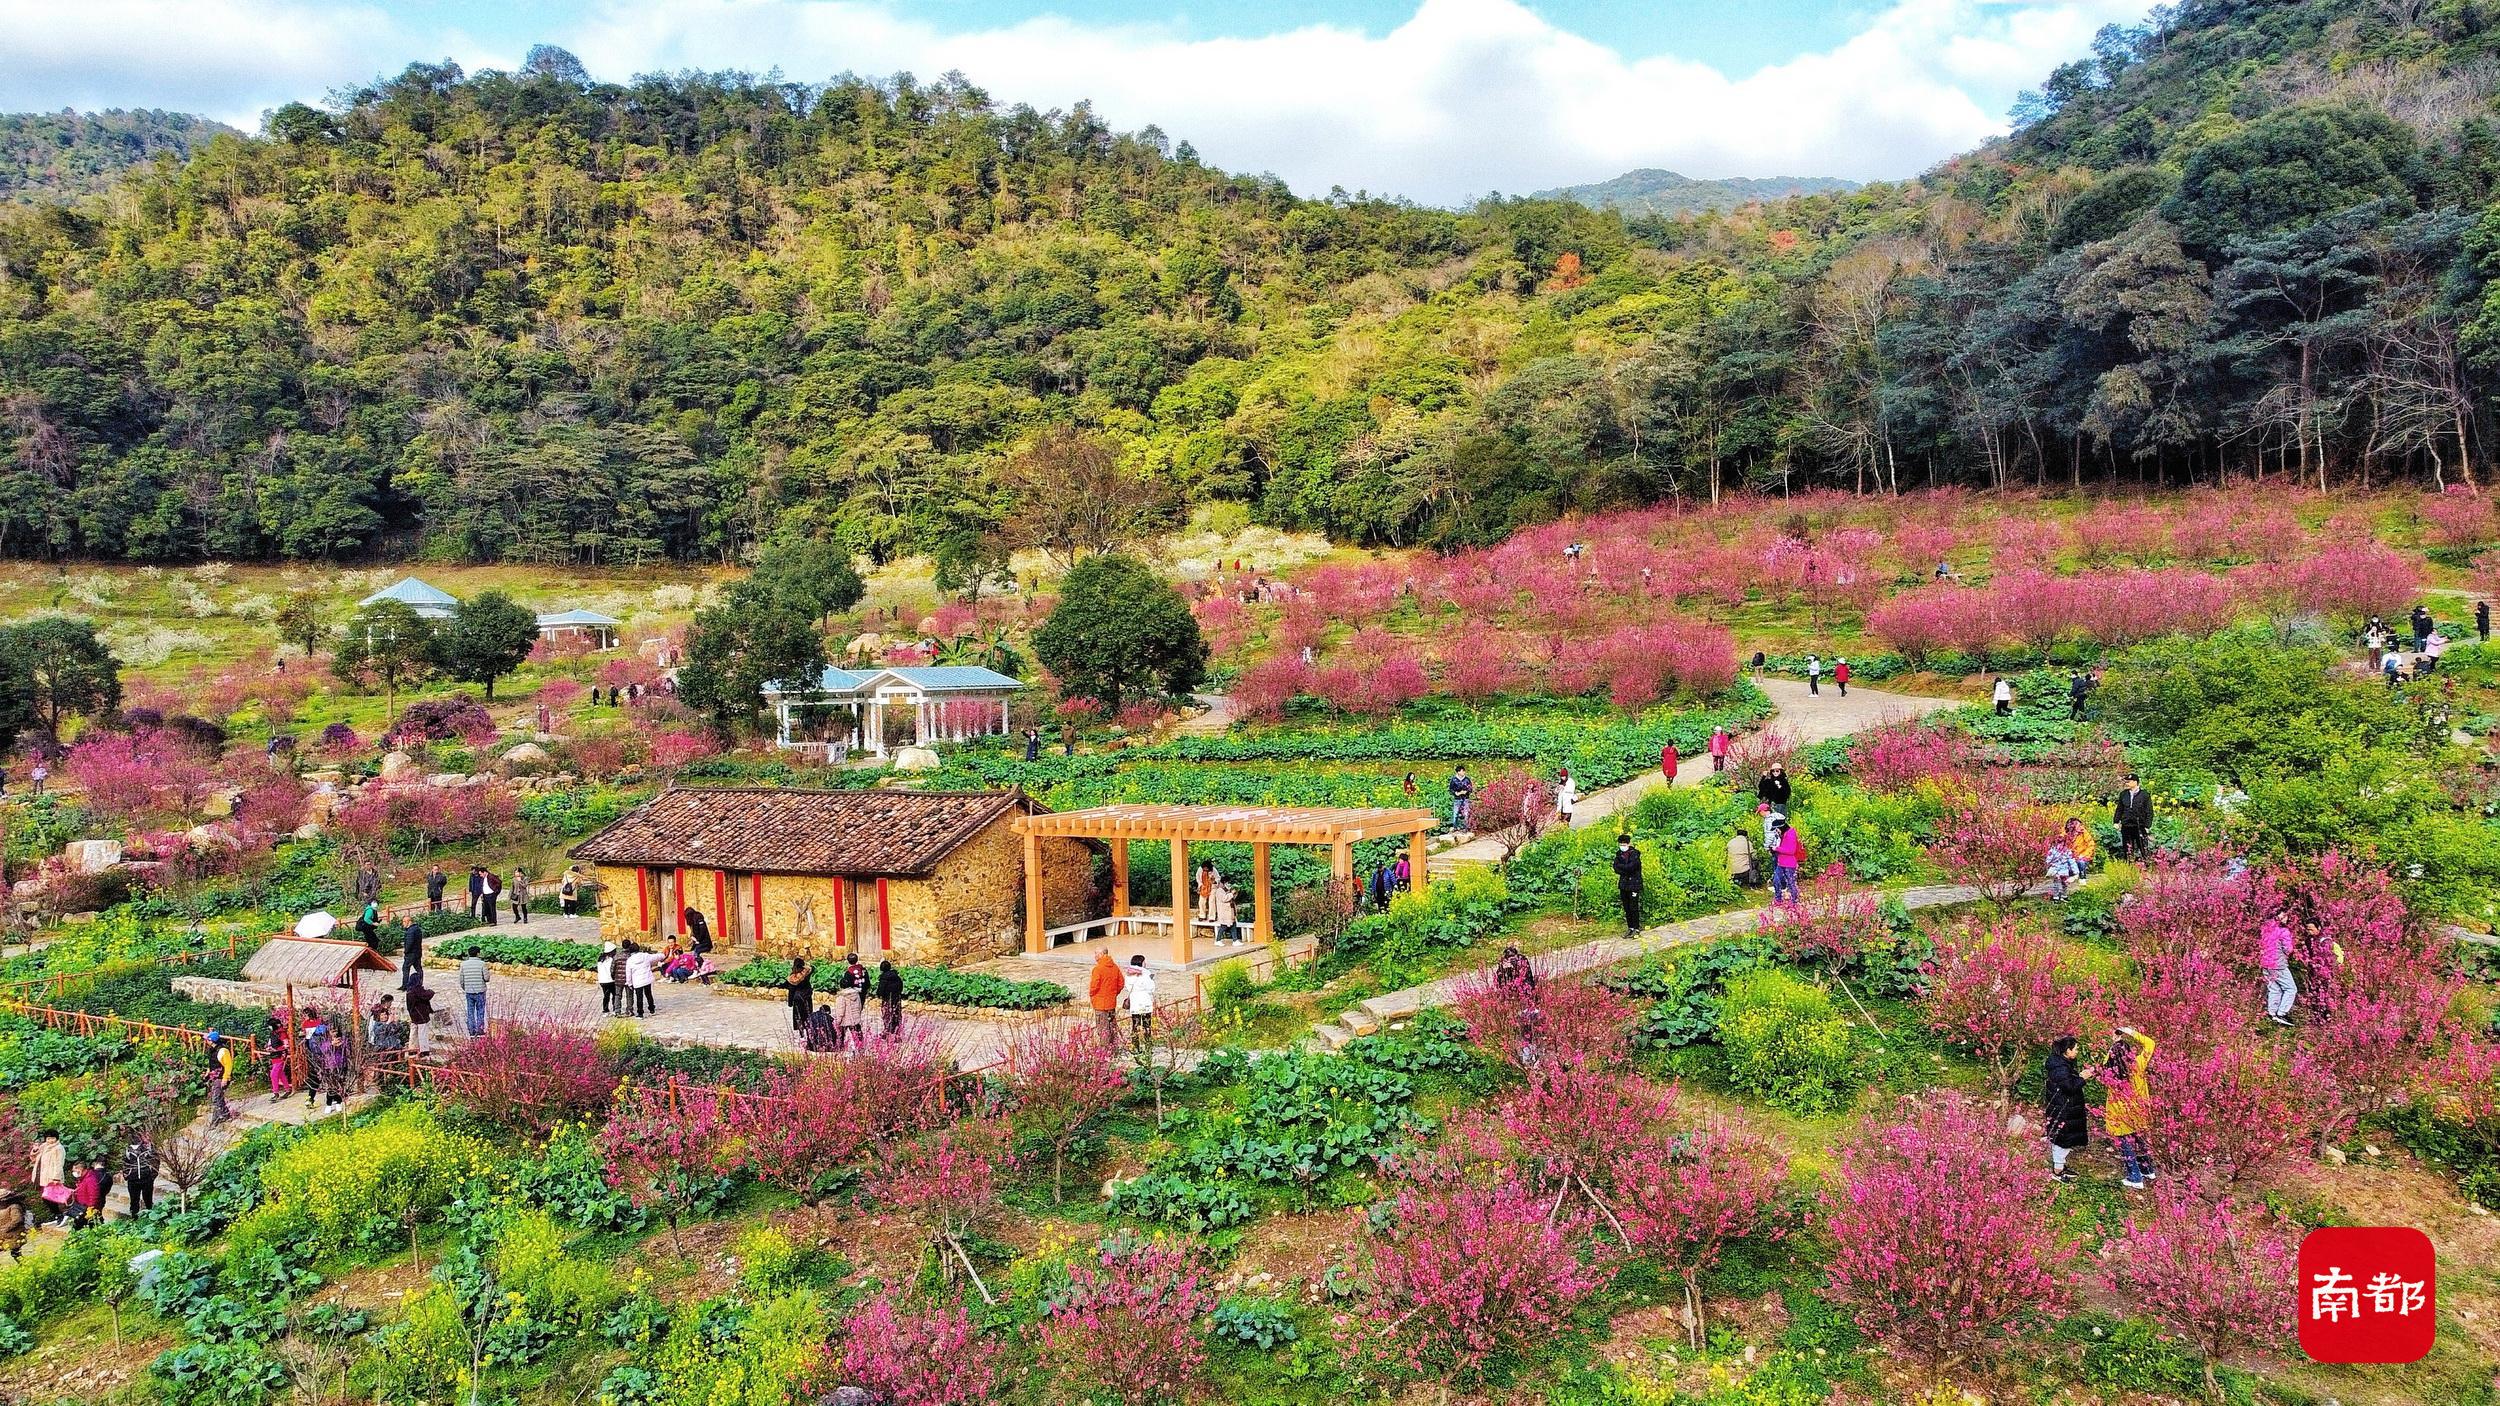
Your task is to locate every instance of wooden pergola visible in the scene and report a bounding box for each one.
[1012,803,1440,963]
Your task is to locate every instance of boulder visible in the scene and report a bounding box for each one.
[378,750,419,781]
[63,839,121,874]
[305,768,345,788]
[891,746,943,772]
[500,742,553,772]
[426,772,466,788]
[293,823,325,842]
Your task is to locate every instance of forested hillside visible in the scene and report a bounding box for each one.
[1533,168,1858,219]
[11,2,2500,567]
[0,110,234,202]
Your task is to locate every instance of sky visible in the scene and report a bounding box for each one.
[0,0,2156,203]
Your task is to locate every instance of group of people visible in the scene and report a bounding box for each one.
[2041,1026,2160,1189]
[1086,950,1159,1050]
[1192,861,1256,940]
[2365,602,2484,685]
[17,1128,156,1235]
[1801,654,1852,696]
[1733,763,1807,903]
[417,862,586,923]
[785,953,907,1053]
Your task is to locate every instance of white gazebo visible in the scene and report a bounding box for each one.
[534,608,622,649]
[765,665,1023,758]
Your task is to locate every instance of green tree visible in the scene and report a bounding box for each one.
[2165,105,2419,252]
[1030,553,1205,709]
[272,592,333,659]
[751,537,866,626]
[1,616,119,737]
[431,591,539,700]
[332,601,436,728]
[679,582,828,737]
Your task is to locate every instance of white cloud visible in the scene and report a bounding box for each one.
[0,0,2153,199]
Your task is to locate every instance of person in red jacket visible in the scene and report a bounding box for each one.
[1660,742,1679,782]
[1834,658,1852,697]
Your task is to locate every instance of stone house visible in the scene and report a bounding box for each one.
[569,788,1095,967]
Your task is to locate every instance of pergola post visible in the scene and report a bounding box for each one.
[1022,828,1044,953]
[1408,830,1431,897]
[1330,839,1353,899]
[1252,842,1273,945]
[1169,838,1192,966]
[1110,839,1130,928]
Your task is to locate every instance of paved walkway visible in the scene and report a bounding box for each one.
[1429,675,1954,872]
[1311,881,2003,1049]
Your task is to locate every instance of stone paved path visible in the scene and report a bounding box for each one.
[1310,881,2008,1049]
[1428,675,1955,873]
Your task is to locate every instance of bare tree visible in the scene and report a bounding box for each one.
[151,1121,225,1213]
[997,427,1179,567]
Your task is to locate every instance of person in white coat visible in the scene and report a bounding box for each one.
[1122,955,1156,1050]
[1555,768,1577,823]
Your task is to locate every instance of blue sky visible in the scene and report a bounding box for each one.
[1,0,2153,203]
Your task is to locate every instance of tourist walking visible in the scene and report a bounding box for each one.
[596,943,618,1014]
[877,959,904,1036]
[466,865,486,920]
[1726,826,1756,888]
[1612,834,1643,935]
[265,1010,294,1101]
[2103,1027,2159,1189]
[399,918,424,990]
[2480,600,2491,643]
[2259,909,2299,1025]
[120,1132,157,1216]
[559,868,580,916]
[1448,765,1474,830]
[508,868,532,925]
[355,862,381,907]
[625,943,658,1017]
[1834,658,1851,697]
[1992,675,2014,716]
[803,1000,840,1052]
[1769,818,1804,904]
[26,761,42,798]
[1088,950,1124,1050]
[784,955,815,1035]
[2113,775,2153,861]
[458,952,490,1036]
[354,899,381,947]
[2412,603,2434,649]
[204,1030,234,1126]
[425,863,447,914]
[1122,955,1156,1051]
[1213,877,1240,945]
[1194,861,1217,922]
[2042,1038,2090,1182]
[1555,767,1577,824]
[406,980,434,1055]
[1806,654,1822,695]
[480,868,502,923]
[1709,726,1730,774]
[1756,763,1791,811]
[2068,670,2091,720]
[1659,740,1679,782]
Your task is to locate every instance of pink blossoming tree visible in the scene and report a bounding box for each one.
[830,1293,1001,1406]
[2100,1183,2300,1398]
[1033,1240,1217,1406]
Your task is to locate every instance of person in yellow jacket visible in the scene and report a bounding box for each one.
[2101,1026,2157,1189]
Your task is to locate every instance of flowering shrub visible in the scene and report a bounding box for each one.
[831,1293,1000,1406]
[1715,968,1864,1114]
[248,1104,490,1259]
[1844,717,1978,791]
[439,1020,622,1138]
[647,731,719,770]
[1034,1240,1216,1406]
[1927,794,2068,908]
[317,722,362,757]
[2148,1038,2328,1193]
[64,727,218,825]
[1449,968,1632,1073]
[1004,1022,1128,1202]
[1758,871,1891,970]
[1822,1095,2066,1363]
[1352,1163,1604,1383]
[1922,921,2095,1105]
[537,678,583,710]
[332,783,519,852]
[1612,1120,1784,1345]
[2100,1184,2299,1397]
[1721,724,1798,793]
[1229,654,1310,723]
[387,695,497,746]
[1467,765,1551,861]
[863,1117,1016,1303]
[2420,485,2492,549]
[1487,1064,1676,1190]
[600,1079,745,1250]
[2118,948,2254,1061]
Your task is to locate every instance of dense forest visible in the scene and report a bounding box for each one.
[1530,169,1860,220]
[8,0,2500,567]
[0,110,235,202]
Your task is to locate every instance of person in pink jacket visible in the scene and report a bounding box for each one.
[2259,909,2298,1026]
[1770,818,1804,903]
[1708,727,1732,774]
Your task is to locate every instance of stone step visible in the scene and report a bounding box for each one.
[1338,1008,1382,1037]
[1310,1021,1354,1051]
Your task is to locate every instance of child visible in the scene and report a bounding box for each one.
[2046,838,2082,898]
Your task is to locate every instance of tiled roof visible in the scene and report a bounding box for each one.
[359,577,459,609]
[880,666,1024,691]
[242,937,399,987]
[570,788,1033,876]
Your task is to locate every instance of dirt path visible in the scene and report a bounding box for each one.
[1427,675,1954,872]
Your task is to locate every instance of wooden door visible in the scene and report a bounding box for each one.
[726,875,756,950]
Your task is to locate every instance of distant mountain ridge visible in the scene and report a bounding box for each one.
[1,109,239,202]
[1534,167,1859,218]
